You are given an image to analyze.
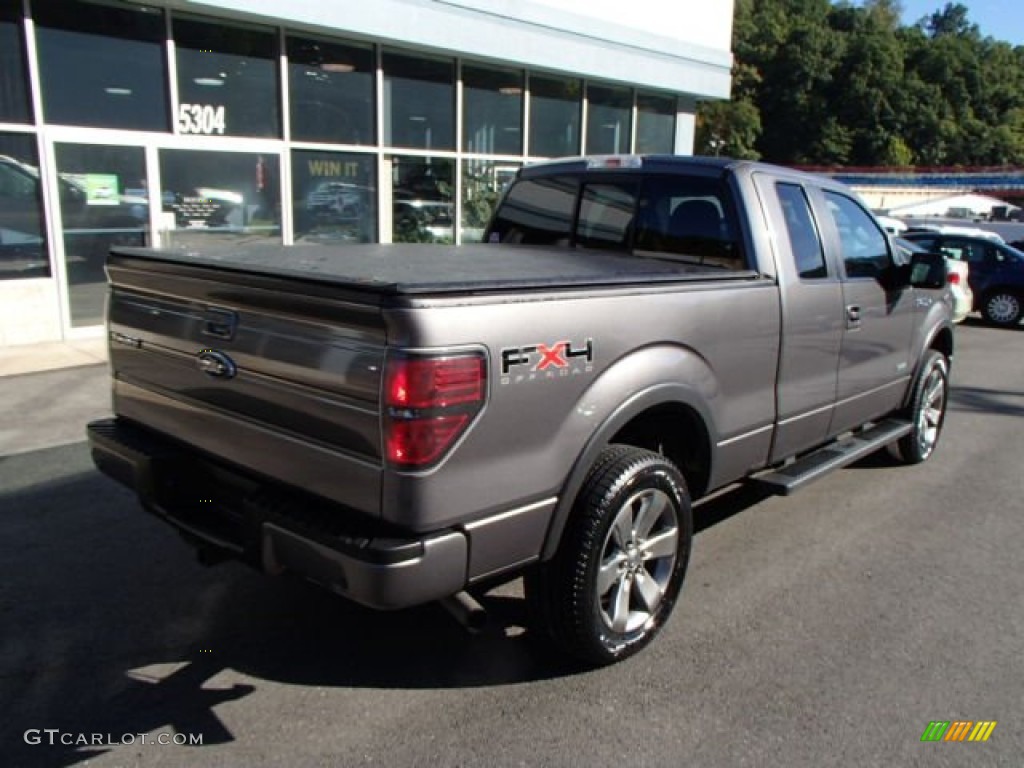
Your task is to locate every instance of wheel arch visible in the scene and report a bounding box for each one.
[540,383,715,561]
[903,320,954,409]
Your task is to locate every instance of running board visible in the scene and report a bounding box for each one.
[755,419,913,496]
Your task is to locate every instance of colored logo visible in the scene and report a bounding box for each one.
[500,339,594,376]
[921,721,997,743]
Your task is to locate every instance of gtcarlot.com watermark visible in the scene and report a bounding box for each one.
[24,729,203,747]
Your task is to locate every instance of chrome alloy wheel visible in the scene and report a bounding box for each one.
[915,364,947,460]
[986,293,1021,325]
[597,488,679,634]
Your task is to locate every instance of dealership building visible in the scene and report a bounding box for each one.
[0,0,734,347]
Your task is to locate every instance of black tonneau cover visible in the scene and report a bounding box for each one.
[110,243,756,296]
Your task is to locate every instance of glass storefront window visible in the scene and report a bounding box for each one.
[293,150,376,244]
[34,1,167,132]
[158,149,281,248]
[462,65,523,156]
[287,36,375,145]
[0,135,48,279]
[528,75,581,158]
[383,52,454,151]
[461,160,519,243]
[636,92,677,154]
[54,143,147,326]
[174,17,279,138]
[389,157,453,243]
[586,83,632,155]
[0,5,31,124]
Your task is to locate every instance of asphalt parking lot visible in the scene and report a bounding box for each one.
[1,319,1022,767]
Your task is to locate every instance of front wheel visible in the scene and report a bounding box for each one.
[525,446,692,666]
[891,350,948,464]
[981,291,1022,326]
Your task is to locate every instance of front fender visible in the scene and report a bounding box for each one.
[905,299,955,408]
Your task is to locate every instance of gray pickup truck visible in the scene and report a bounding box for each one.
[87,156,954,665]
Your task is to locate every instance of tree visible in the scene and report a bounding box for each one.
[717,0,1024,167]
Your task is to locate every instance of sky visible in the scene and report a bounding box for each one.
[896,1,1024,45]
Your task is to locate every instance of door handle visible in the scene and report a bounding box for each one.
[846,304,862,329]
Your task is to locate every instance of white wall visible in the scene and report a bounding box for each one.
[181,0,734,99]
[525,0,734,51]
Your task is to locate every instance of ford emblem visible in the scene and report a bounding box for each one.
[197,349,237,379]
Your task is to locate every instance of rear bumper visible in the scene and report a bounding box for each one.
[87,418,468,609]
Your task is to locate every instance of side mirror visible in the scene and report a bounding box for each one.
[908,250,947,289]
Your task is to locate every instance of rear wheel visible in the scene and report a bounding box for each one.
[525,446,692,666]
[981,291,1022,326]
[891,350,948,464]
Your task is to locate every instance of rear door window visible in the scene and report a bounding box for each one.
[776,182,827,279]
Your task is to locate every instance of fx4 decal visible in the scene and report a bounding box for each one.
[500,339,594,384]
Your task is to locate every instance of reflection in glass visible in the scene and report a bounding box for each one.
[383,52,454,150]
[293,150,376,244]
[461,160,519,243]
[390,157,453,243]
[0,135,48,279]
[528,75,581,158]
[158,149,281,248]
[636,92,676,154]
[54,143,148,326]
[34,1,167,131]
[463,65,523,156]
[0,5,31,123]
[586,83,632,155]
[288,36,375,145]
[174,16,279,138]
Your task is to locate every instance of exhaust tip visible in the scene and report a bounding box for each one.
[440,591,487,633]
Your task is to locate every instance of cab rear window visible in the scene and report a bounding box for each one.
[489,171,746,270]
[487,175,576,245]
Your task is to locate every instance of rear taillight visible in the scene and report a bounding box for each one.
[948,271,961,286]
[383,353,487,468]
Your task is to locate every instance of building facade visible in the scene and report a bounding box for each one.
[0,0,734,346]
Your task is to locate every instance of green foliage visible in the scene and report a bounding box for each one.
[706,0,1024,167]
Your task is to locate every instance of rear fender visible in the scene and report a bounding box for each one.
[539,344,718,561]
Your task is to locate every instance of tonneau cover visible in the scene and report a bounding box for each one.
[110,243,755,296]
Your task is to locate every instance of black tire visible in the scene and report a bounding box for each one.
[981,290,1022,326]
[891,350,948,464]
[525,445,692,666]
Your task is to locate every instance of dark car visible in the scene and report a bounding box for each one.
[903,229,1024,326]
[0,154,145,279]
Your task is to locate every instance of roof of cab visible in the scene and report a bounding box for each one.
[516,154,845,190]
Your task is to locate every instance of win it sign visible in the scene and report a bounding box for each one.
[921,721,997,742]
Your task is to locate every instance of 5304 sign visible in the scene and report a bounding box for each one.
[178,104,226,135]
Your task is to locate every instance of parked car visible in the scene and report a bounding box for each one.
[894,237,972,323]
[876,215,908,235]
[904,223,1005,243]
[0,154,145,278]
[903,230,1024,326]
[305,181,369,221]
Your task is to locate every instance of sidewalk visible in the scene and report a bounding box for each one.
[0,338,112,457]
[0,337,108,378]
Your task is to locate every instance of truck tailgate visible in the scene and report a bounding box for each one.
[105,251,386,516]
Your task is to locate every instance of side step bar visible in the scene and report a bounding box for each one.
[755,419,913,496]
